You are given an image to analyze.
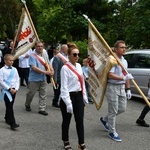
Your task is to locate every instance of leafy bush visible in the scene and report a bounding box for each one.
[73,40,88,65]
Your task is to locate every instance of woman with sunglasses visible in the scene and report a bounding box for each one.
[60,43,88,150]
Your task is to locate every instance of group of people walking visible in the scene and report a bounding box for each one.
[0,40,149,150]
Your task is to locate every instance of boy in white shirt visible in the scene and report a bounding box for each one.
[0,54,20,130]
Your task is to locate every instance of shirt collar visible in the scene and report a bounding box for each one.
[5,65,12,69]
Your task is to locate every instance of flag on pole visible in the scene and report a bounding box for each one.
[13,8,36,60]
[12,0,56,89]
[88,25,117,110]
[84,14,150,108]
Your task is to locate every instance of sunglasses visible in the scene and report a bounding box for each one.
[72,53,80,57]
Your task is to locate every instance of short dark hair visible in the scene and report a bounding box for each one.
[35,40,44,46]
[114,40,125,48]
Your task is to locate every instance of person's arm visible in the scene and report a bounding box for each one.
[43,49,54,76]
[49,63,54,74]
[108,72,133,81]
[52,57,59,83]
[9,68,20,94]
[61,66,73,113]
[81,70,88,104]
[108,72,124,80]
[125,79,132,99]
[60,66,70,100]
[31,65,52,76]
[0,68,10,90]
[14,68,20,91]
[125,80,130,89]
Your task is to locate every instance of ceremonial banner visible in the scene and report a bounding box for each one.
[88,25,117,110]
[13,8,36,60]
[84,14,150,108]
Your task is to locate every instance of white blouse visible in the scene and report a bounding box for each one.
[60,62,88,105]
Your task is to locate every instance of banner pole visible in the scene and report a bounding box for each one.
[21,0,56,89]
[43,54,56,89]
[83,14,150,107]
[11,8,25,55]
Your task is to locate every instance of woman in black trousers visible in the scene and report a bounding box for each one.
[60,43,88,150]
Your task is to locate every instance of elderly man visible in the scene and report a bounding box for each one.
[52,44,68,108]
[25,40,54,115]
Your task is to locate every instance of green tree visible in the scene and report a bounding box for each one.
[31,0,117,45]
[0,0,21,39]
[125,0,150,48]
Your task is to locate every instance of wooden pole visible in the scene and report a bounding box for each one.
[83,14,150,107]
[43,54,56,89]
[11,8,25,55]
[21,0,56,89]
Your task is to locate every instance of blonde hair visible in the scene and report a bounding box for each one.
[4,54,13,60]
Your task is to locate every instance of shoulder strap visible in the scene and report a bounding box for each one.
[65,63,83,92]
[56,53,68,64]
[32,53,47,68]
[0,67,15,102]
[122,69,127,76]
[6,67,15,86]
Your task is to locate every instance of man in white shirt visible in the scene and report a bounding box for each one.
[0,54,20,130]
[18,48,32,86]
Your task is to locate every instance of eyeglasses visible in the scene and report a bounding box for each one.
[72,53,80,57]
[119,47,127,49]
[37,45,43,47]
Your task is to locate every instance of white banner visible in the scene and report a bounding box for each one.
[88,25,117,110]
[13,9,36,59]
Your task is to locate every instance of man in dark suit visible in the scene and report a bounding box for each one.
[52,44,68,108]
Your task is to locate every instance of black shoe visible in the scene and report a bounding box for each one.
[88,100,94,104]
[38,111,48,116]
[25,106,31,111]
[52,103,60,108]
[136,119,150,127]
[21,84,26,87]
[11,123,20,130]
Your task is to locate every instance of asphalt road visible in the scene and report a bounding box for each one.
[0,84,149,150]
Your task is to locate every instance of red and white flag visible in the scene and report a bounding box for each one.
[13,8,36,59]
